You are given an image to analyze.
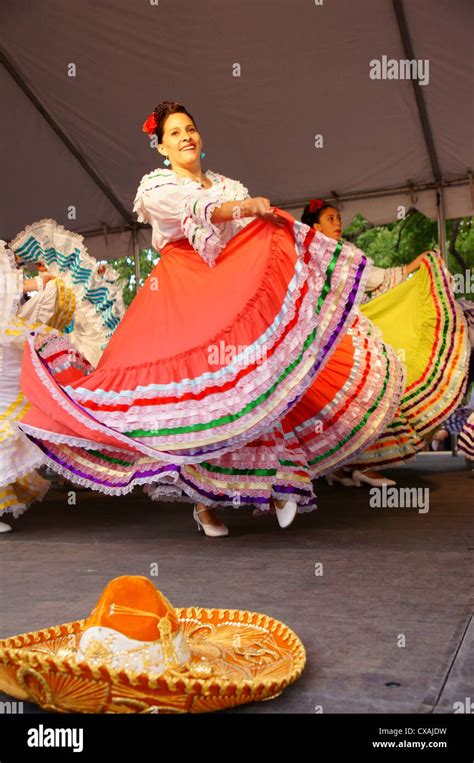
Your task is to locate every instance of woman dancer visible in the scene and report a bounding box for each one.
[283,199,469,486]
[11,219,126,368]
[16,101,405,536]
[0,242,71,533]
[1,227,124,533]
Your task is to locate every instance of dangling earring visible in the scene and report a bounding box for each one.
[200,151,206,159]
[163,156,171,166]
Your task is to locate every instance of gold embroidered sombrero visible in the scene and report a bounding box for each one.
[0,576,306,713]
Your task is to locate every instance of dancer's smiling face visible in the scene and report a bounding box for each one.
[157,113,203,172]
[313,207,342,240]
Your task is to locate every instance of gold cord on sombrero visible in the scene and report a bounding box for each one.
[109,603,164,620]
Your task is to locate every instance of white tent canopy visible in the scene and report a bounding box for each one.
[1,0,472,262]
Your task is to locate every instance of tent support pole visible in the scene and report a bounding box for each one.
[436,185,447,263]
[392,0,442,183]
[132,227,141,293]
[275,175,469,215]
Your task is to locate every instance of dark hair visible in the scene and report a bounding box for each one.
[151,101,197,142]
[301,199,338,228]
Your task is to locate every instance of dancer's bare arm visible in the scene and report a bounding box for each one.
[23,273,55,292]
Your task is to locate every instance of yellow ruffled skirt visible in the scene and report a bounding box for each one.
[352,253,469,468]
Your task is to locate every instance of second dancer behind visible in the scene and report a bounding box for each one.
[1,230,125,533]
[281,199,468,487]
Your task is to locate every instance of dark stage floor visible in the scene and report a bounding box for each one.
[1,454,472,714]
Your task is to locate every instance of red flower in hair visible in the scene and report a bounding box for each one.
[142,113,158,136]
[308,198,325,213]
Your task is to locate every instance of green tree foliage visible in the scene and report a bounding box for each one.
[107,249,160,307]
[343,211,473,300]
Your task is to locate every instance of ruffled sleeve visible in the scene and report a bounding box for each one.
[133,169,179,227]
[181,187,234,266]
[366,264,406,298]
[133,169,249,267]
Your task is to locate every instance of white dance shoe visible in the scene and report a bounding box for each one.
[193,505,229,537]
[0,521,12,534]
[275,499,298,529]
[352,469,397,487]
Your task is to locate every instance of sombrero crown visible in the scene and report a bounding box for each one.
[77,575,191,673]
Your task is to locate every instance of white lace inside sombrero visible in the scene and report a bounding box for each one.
[77,624,191,674]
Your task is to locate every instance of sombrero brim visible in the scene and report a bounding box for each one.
[0,606,306,713]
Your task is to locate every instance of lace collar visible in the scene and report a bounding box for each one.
[173,169,219,189]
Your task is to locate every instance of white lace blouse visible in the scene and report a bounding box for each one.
[133,168,400,290]
[133,168,254,267]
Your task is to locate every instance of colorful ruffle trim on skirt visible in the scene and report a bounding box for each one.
[16,213,404,508]
[349,253,470,469]
[0,469,50,519]
[142,425,317,515]
[280,313,405,477]
[0,341,52,518]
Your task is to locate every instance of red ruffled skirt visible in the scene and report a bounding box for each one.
[18,211,403,512]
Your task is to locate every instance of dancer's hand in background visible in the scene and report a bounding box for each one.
[405,250,439,275]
